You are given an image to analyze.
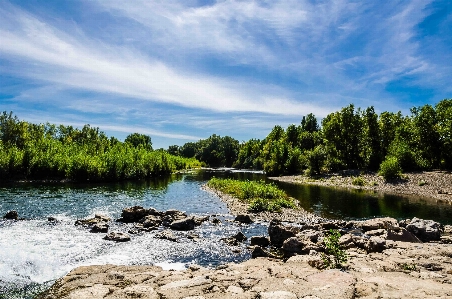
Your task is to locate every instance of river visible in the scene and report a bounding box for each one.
[1,169,452,298]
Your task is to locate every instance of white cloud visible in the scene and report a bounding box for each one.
[0,4,332,118]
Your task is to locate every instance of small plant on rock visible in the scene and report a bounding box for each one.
[321,229,348,269]
[352,176,365,186]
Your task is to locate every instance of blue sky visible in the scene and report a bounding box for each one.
[1,0,451,149]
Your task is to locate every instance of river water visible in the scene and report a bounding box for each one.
[1,169,452,298]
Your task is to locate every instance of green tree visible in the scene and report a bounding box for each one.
[125,133,153,150]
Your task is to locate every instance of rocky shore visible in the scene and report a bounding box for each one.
[269,170,452,203]
[36,214,452,299]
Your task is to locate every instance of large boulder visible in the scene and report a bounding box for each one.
[222,231,247,246]
[3,210,18,220]
[90,223,109,233]
[406,217,444,242]
[268,219,300,247]
[75,214,110,227]
[103,232,131,242]
[155,230,177,242]
[170,217,195,231]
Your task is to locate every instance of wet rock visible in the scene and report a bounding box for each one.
[90,223,109,233]
[103,232,131,242]
[120,206,151,223]
[444,225,452,235]
[406,217,444,242]
[386,227,421,243]
[211,217,221,224]
[250,236,270,247]
[282,237,304,255]
[170,217,196,231]
[234,214,253,224]
[194,216,209,226]
[75,214,110,227]
[47,217,58,222]
[142,215,162,229]
[155,230,177,242]
[365,236,386,253]
[165,209,187,220]
[321,222,340,230]
[268,219,299,247]
[360,217,398,232]
[3,210,18,220]
[222,231,247,246]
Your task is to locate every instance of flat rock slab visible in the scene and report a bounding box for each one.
[37,242,452,299]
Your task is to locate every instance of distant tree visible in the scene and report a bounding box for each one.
[125,133,153,150]
[301,113,319,133]
[167,145,180,156]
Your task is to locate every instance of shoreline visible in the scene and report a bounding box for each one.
[202,185,323,223]
[269,170,452,204]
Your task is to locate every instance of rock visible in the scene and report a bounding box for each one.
[406,217,444,242]
[156,230,177,242]
[234,214,253,224]
[297,229,321,243]
[251,246,279,259]
[399,219,411,228]
[165,209,187,220]
[250,236,270,247]
[47,217,58,222]
[259,291,297,299]
[170,217,196,231]
[120,206,151,223]
[142,215,162,228]
[365,229,386,237]
[386,227,421,243]
[268,219,299,247]
[3,210,18,220]
[103,232,131,242]
[282,237,304,255]
[211,217,221,224]
[444,225,452,235]
[75,214,110,227]
[90,223,109,233]
[360,217,398,232]
[194,216,209,226]
[365,236,386,253]
[339,234,356,249]
[321,222,340,230]
[222,232,247,246]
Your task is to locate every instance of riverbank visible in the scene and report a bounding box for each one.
[203,185,322,223]
[269,170,452,203]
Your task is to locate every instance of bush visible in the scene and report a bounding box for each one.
[379,156,402,180]
[321,229,348,269]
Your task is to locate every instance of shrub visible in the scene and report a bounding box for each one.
[321,229,348,269]
[379,156,402,181]
[352,176,365,186]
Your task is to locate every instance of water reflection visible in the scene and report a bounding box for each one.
[273,181,452,224]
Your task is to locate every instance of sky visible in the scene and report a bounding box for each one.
[1,0,451,149]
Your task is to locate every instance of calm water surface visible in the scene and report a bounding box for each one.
[1,169,452,299]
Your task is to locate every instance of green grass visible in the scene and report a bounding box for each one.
[351,176,366,186]
[207,178,296,212]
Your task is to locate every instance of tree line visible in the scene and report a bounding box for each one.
[170,99,452,178]
[0,112,200,182]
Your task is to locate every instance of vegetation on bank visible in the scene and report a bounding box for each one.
[172,99,452,181]
[0,112,201,182]
[207,178,295,212]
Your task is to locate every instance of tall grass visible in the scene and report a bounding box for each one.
[207,178,296,212]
